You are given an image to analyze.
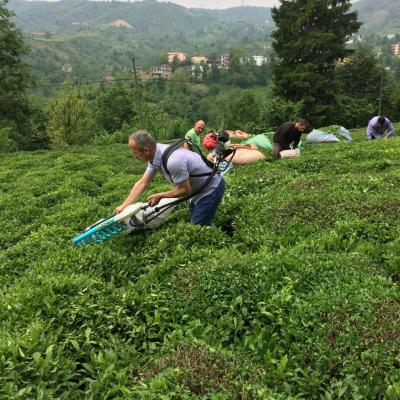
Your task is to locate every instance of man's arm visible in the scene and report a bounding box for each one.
[385,119,395,138]
[273,124,284,143]
[366,122,375,140]
[147,179,191,206]
[292,138,300,149]
[292,130,302,149]
[114,173,154,214]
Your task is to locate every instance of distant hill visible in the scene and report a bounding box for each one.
[15,0,400,93]
[9,0,400,36]
[193,6,272,24]
[353,0,400,34]
[9,0,207,34]
[9,0,272,35]
[7,0,272,92]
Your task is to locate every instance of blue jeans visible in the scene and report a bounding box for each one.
[189,179,225,226]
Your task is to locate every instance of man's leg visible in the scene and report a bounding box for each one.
[273,142,282,159]
[189,179,225,226]
[273,142,291,159]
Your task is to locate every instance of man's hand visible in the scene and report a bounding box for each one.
[114,205,126,215]
[147,193,164,206]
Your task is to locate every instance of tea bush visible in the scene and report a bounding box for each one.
[0,126,399,398]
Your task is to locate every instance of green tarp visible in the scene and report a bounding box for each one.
[244,131,307,152]
[243,133,274,151]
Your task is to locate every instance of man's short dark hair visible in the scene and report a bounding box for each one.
[377,116,386,125]
[298,119,311,133]
[129,130,156,151]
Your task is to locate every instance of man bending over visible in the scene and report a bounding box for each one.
[115,130,225,226]
[273,119,310,159]
[366,116,395,140]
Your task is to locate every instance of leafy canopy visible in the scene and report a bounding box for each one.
[271,0,361,126]
[0,0,32,148]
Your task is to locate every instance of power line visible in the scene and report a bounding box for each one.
[28,75,222,89]
[29,76,135,89]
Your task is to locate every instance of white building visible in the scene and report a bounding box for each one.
[61,64,72,73]
[252,55,268,66]
[220,54,230,69]
[391,43,400,57]
[191,65,204,80]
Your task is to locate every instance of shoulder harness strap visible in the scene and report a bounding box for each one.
[161,138,215,183]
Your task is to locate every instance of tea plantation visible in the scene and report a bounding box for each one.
[0,128,399,399]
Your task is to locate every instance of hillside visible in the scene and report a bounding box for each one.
[354,0,400,34]
[8,0,272,86]
[9,0,400,91]
[9,0,272,34]
[1,128,399,397]
[193,6,272,24]
[9,0,400,37]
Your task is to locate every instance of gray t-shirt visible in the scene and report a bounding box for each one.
[145,143,222,204]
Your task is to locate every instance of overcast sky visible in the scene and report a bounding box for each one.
[27,0,358,10]
[161,0,280,7]
[159,0,358,8]
[26,0,283,9]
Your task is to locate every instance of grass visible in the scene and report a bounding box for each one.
[0,127,399,398]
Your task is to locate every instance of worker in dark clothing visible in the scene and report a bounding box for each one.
[273,119,311,159]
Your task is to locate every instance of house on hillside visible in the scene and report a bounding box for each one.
[152,64,172,79]
[252,55,268,66]
[191,65,204,80]
[191,54,208,64]
[103,75,114,83]
[220,54,230,69]
[108,19,135,29]
[336,57,351,66]
[61,64,72,73]
[136,67,150,80]
[206,59,221,69]
[167,51,187,63]
[71,21,89,28]
[346,34,364,45]
[391,43,400,56]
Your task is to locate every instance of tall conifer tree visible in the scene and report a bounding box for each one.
[0,0,32,148]
[271,0,361,126]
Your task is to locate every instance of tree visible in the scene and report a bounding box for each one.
[227,90,260,132]
[94,83,136,133]
[46,86,96,148]
[0,0,33,149]
[0,127,16,153]
[227,48,244,86]
[335,45,393,127]
[336,45,385,105]
[259,96,304,132]
[271,0,361,126]
[29,103,50,150]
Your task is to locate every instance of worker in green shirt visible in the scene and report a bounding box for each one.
[184,120,206,151]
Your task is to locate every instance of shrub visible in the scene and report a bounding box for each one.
[0,127,16,153]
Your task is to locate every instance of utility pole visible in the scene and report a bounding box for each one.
[378,72,383,115]
[378,69,384,116]
[131,55,145,129]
